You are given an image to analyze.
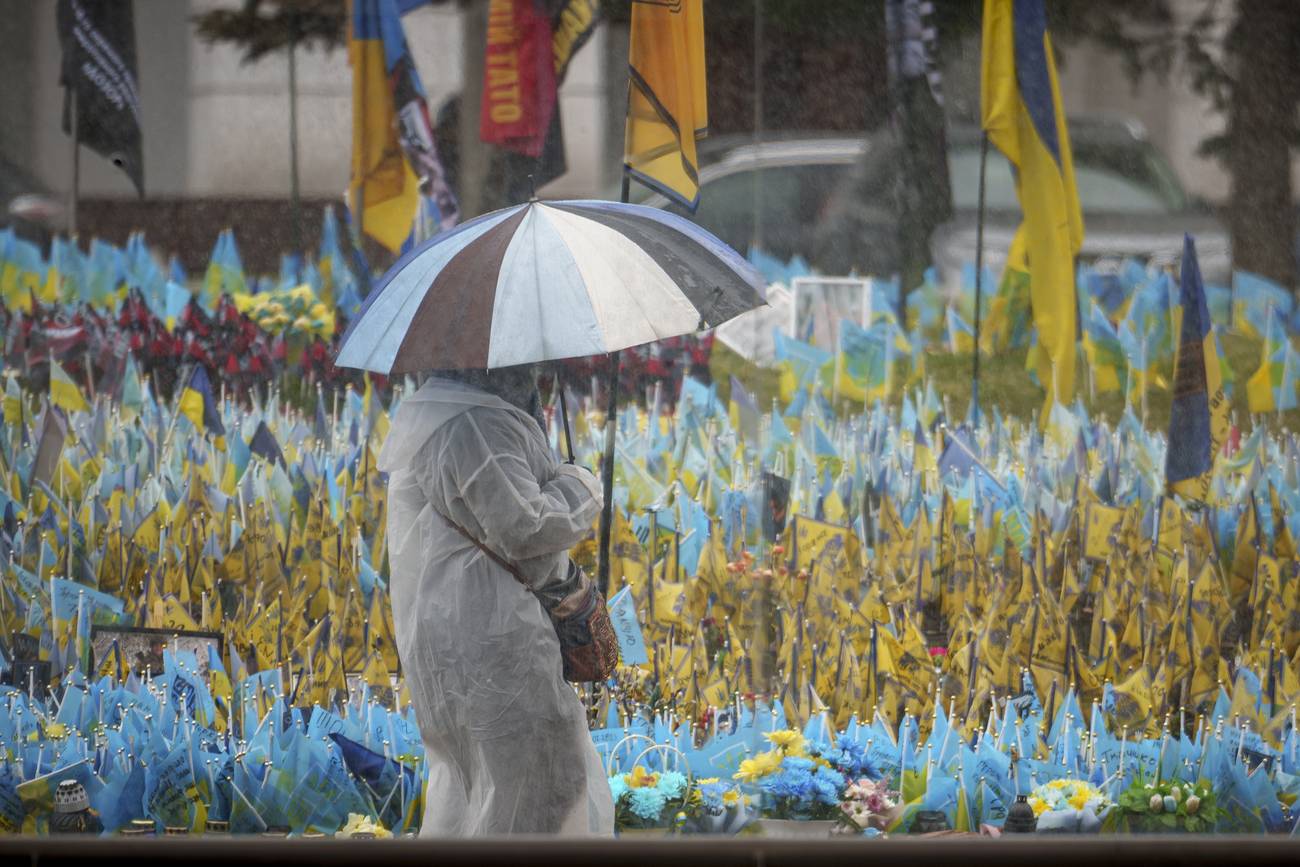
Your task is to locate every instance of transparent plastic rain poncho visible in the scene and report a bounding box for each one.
[377,376,614,836]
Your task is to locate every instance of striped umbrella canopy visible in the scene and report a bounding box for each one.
[335,199,766,374]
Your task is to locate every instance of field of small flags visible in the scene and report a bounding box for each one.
[2,220,1300,836]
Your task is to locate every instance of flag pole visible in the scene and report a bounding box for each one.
[288,11,303,256]
[751,0,764,255]
[597,174,631,596]
[971,131,989,428]
[69,87,79,238]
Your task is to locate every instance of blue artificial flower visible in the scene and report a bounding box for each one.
[608,775,629,804]
[696,781,727,813]
[810,767,847,805]
[831,737,878,780]
[628,786,668,821]
[782,755,816,773]
[658,771,688,800]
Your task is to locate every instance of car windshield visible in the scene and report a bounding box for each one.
[665,162,854,260]
[949,138,1190,215]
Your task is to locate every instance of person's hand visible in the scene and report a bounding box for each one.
[555,463,602,506]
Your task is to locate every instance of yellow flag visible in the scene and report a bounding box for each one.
[1083,502,1123,561]
[347,0,419,253]
[981,0,1083,415]
[149,595,201,632]
[624,0,707,209]
[49,359,89,414]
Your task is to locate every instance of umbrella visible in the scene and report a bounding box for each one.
[334,198,765,374]
[335,197,766,592]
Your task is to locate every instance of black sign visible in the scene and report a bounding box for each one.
[58,0,144,195]
[11,660,52,700]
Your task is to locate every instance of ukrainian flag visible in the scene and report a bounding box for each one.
[624,0,708,209]
[49,359,89,414]
[1166,235,1228,502]
[179,365,226,448]
[1245,299,1300,413]
[981,0,1083,416]
[349,0,420,253]
[1082,303,1125,393]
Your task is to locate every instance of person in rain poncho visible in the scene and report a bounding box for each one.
[377,366,614,836]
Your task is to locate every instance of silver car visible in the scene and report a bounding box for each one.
[640,117,1231,292]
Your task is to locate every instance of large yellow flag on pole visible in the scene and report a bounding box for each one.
[980,0,1083,416]
[348,0,420,253]
[624,0,708,209]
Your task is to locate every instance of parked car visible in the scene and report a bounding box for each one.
[639,117,1232,291]
[0,156,64,250]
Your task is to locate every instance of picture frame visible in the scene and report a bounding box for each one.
[791,276,870,352]
[90,625,224,679]
[345,671,402,709]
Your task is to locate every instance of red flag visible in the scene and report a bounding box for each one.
[480,0,557,158]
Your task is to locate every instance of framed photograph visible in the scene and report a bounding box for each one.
[9,632,39,660]
[90,626,223,679]
[791,276,870,351]
[345,672,402,709]
[9,660,52,699]
[760,471,790,542]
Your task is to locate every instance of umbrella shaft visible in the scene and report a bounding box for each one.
[596,351,620,595]
[558,376,575,464]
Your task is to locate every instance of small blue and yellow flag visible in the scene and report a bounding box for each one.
[179,365,225,447]
[49,358,89,414]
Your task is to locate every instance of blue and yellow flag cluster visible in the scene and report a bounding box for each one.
[3,298,1300,833]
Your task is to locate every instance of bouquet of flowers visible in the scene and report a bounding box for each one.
[335,813,392,838]
[609,766,692,830]
[735,731,847,820]
[687,777,753,834]
[1027,779,1112,833]
[1105,778,1221,834]
[233,284,335,342]
[838,777,900,833]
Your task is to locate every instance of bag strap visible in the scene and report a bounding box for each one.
[435,510,533,591]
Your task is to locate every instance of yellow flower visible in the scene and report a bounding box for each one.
[334,813,392,838]
[1028,796,1049,817]
[722,789,742,808]
[627,766,660,789]
[1067,792,1089,811]
[734,751,782,783]
[765,730,806,754]
[696,777,720,786]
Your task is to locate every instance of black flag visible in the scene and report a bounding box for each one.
[58,0,144,196]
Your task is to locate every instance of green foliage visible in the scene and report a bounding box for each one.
[1105,777,1221,834]
[193,0,347,62]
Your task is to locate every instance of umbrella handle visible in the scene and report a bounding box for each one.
[558,374,575,464]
